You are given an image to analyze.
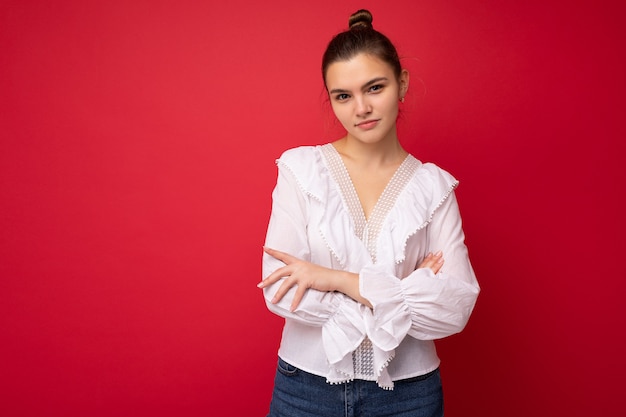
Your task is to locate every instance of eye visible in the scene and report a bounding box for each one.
[368,84,384,93]
[334,93,350,102]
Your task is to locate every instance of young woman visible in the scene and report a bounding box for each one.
[258,9,480,417]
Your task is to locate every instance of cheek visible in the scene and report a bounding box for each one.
[383,97,400,118]
[331,104,351,126]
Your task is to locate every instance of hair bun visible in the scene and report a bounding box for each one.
[348,9,373,30]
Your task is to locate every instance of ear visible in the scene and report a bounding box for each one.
[398,69,410,100]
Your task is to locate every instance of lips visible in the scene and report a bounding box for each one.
[356,119,380,130]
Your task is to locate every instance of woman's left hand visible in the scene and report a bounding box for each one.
[258,247,340,311]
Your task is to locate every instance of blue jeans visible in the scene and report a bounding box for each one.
[267,357,444,417]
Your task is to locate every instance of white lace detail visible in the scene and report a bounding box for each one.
[320,143,419,380]
[352,338,375,379]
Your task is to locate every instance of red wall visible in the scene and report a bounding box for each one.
[1,1,624,415]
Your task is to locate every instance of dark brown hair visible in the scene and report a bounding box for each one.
[321,9,402,85]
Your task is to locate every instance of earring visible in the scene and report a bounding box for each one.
[400,97,405,103]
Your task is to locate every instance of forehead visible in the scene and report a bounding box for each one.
[325,53,396,89]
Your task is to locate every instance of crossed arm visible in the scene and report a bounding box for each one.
[258,247,445,311]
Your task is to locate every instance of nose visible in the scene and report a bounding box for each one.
[355,95,372,117]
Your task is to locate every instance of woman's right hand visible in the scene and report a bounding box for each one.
[259,246,372,310]
[418,251,444,274]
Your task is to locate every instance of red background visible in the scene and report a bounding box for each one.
[1,0,624,415]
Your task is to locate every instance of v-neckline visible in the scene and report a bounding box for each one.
[320,144,420,261]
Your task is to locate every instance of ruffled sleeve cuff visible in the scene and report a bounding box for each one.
[359,264,412,351]
[321,297,366,373]
[400,268,480,340]
[360,262,479,343]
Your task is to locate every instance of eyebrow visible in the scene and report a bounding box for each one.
[329,77,389,95]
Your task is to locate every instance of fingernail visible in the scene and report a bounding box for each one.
[435,250,442,256]
[257,282,264,288]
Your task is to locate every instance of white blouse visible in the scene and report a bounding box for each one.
[262,144,480,389]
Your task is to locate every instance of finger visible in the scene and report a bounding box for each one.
[430,257,445,274]
[271,278,295,304]
[290,285,308,312]
[258,265,291,288]
[264,246,297,264]
[418,251,443,270]
[418,253,436,269]
[418,258,431,269]
[423,252,433,261]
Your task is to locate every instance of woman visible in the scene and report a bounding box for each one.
[258,9,479,417]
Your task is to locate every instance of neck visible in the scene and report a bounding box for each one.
[335,133,407,167]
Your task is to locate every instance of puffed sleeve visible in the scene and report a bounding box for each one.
[262,156,366,365]
[360,191,480,349]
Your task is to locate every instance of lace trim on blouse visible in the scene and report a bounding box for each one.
[320,143,420,380]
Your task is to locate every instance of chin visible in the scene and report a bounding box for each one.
[349,130,392,145]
